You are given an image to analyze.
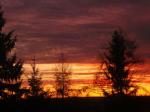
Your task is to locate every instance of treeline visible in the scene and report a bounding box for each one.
[0,5,142,102]
[0,4,148,112]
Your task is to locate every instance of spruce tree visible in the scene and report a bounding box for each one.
[0,6,23,99]
[102,30,140,96]
[28,57,46,98]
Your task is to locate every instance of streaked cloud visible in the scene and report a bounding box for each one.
[0,0,150,63]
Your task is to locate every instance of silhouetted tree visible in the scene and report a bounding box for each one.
[0,6,23,100]
[28,57,46,98]
[54,53,71,98]
[101,30,140,96]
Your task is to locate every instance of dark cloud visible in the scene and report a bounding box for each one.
[0,0,150,63]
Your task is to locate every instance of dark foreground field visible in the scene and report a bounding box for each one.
[0,96,150,112]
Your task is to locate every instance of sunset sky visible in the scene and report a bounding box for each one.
[1,0,150,96]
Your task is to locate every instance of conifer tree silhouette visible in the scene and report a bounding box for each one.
[101,30,140,96]
[28,57,46,98]
[0,6,23,100]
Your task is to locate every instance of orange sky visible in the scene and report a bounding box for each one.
[22,63,150,97]
[0,0,149,97]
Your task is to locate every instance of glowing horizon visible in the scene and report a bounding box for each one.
[22,63,150,97]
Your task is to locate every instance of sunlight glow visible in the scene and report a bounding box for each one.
[22,63,150,97]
